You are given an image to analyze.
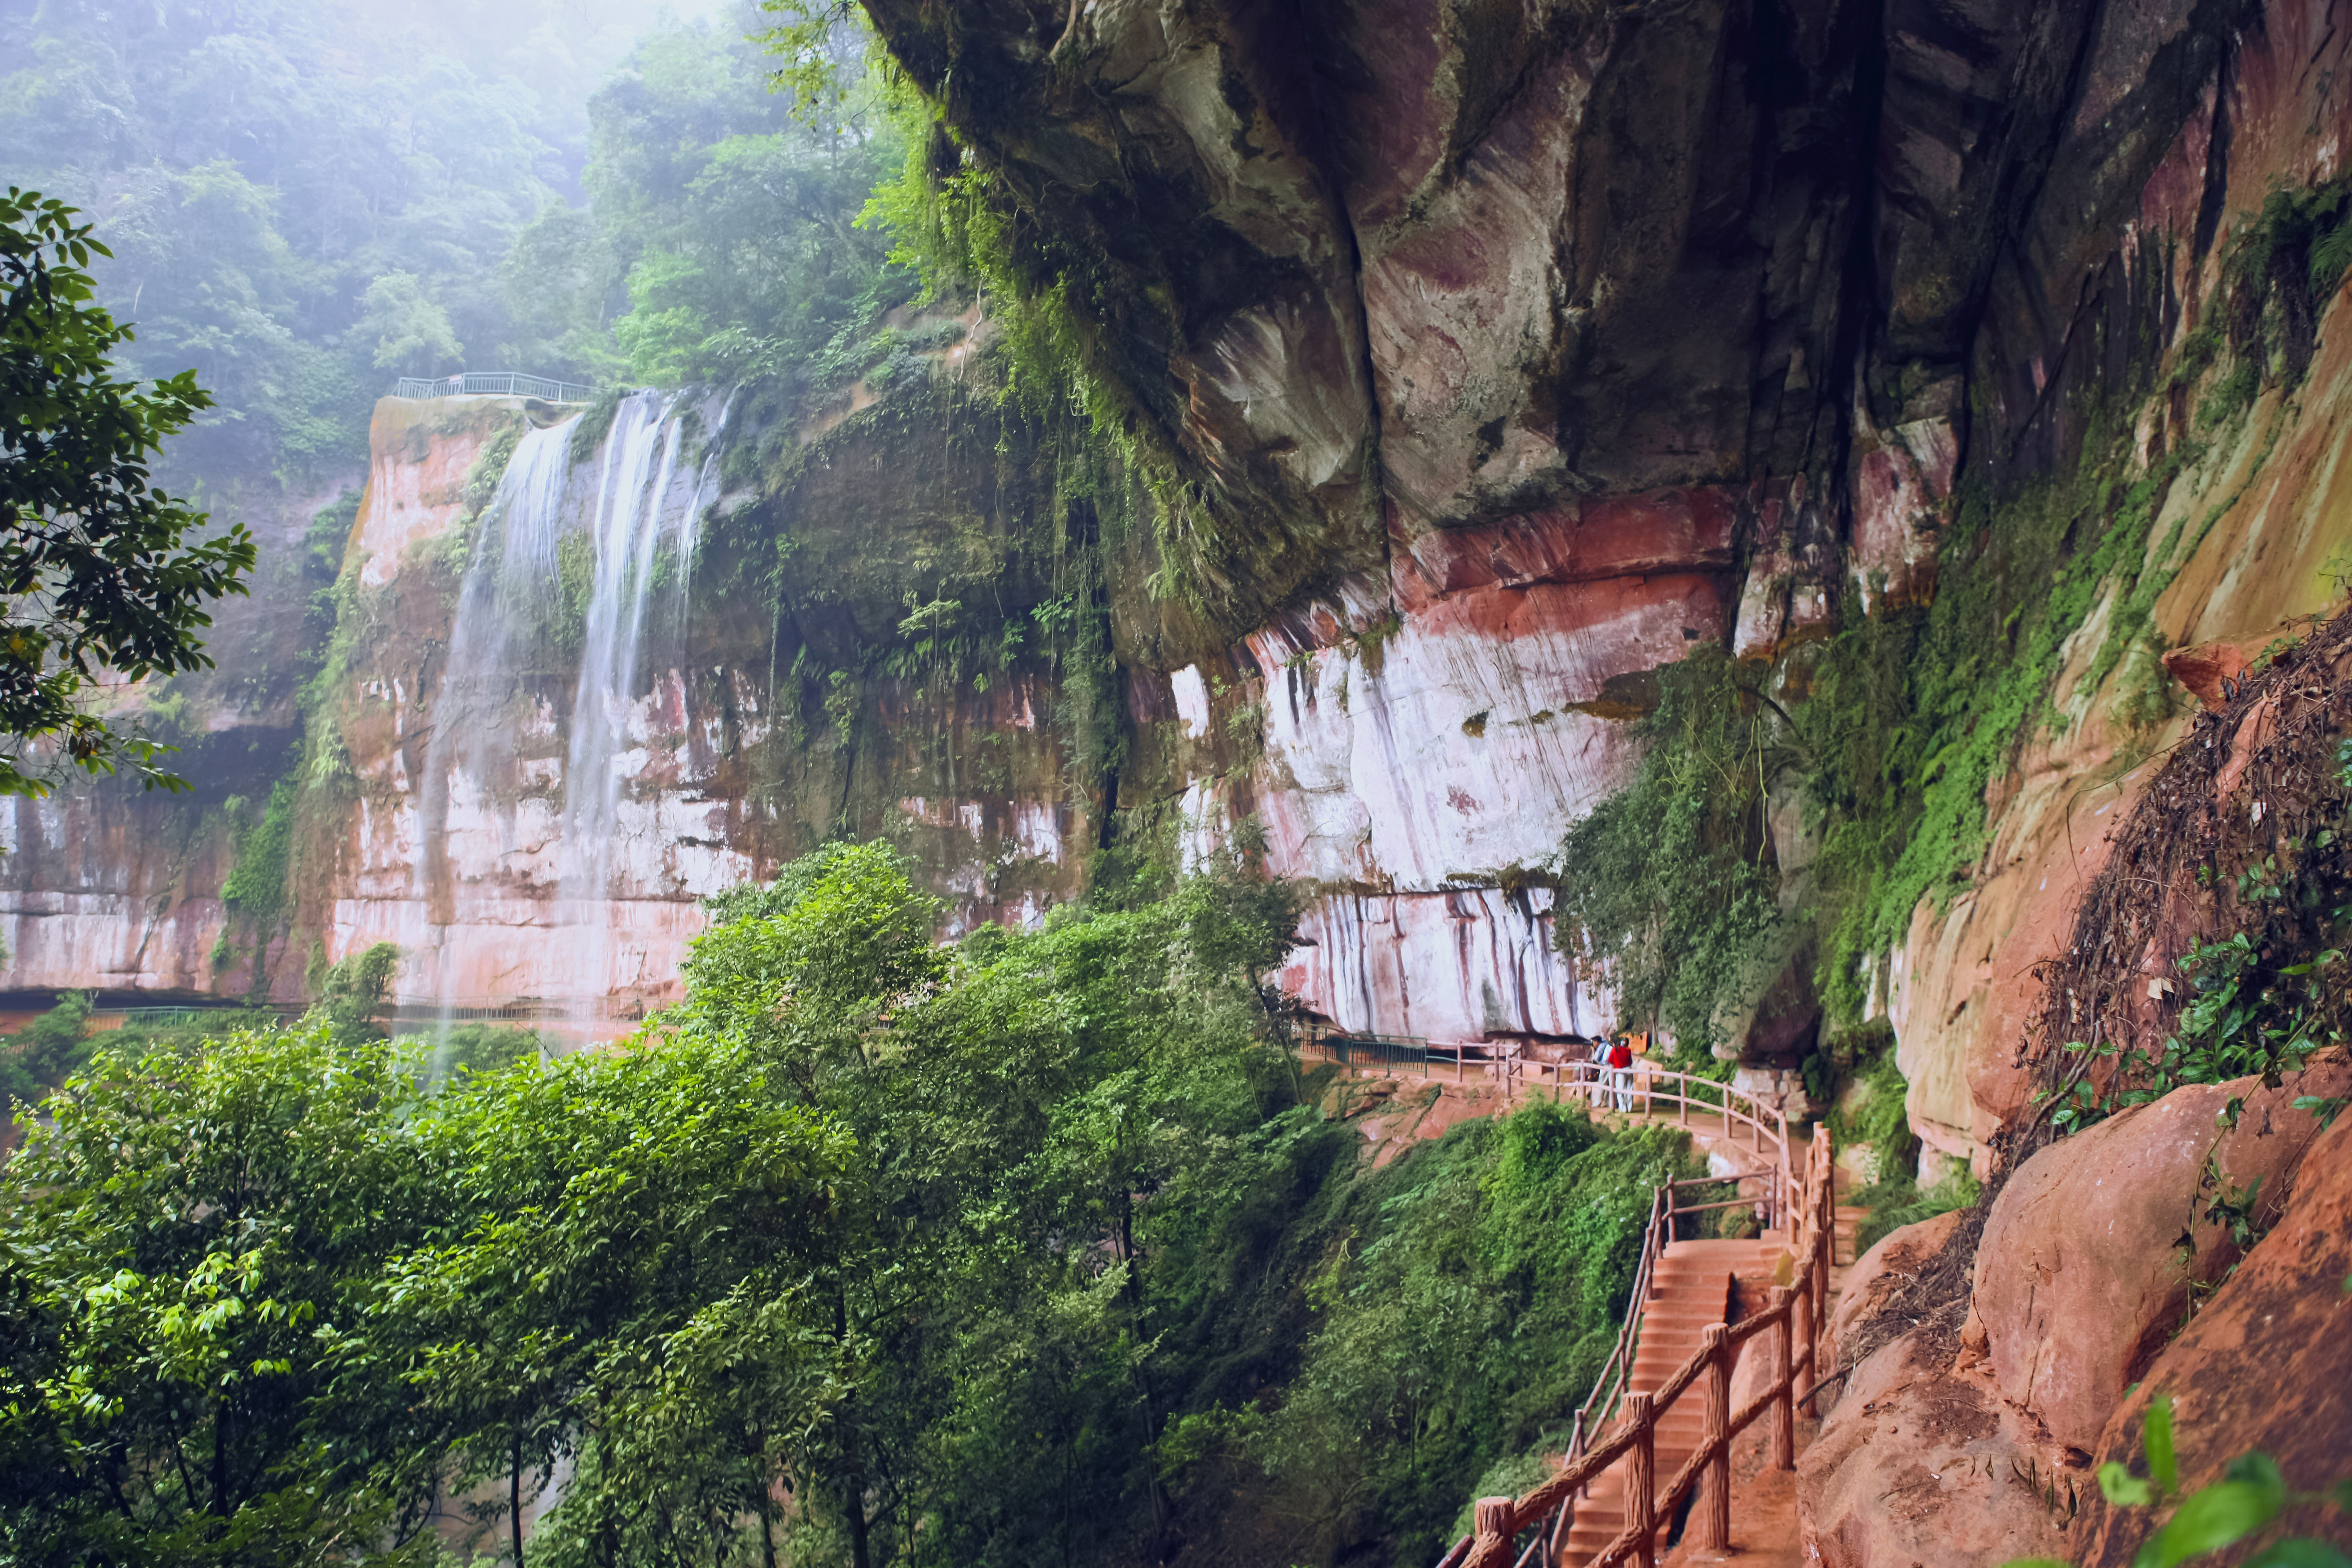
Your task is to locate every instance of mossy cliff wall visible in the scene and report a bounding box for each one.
[860,0,2352,1162]
[0,449,353,999]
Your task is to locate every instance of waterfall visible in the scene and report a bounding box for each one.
[420,414,579,1046]
[412,389,729,1045]
[555,390,730,1029]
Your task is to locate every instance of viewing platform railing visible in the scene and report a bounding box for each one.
[380,995,658,1024]
[391,371,597,403]
[86,1004,303,1031]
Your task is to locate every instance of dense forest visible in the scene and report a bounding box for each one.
[0,843,1697,1567]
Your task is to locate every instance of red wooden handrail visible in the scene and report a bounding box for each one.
[1540,1069,1801,1475]
[1440,1127,1836,1568]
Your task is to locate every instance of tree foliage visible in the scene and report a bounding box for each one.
[0,0,899,500]
[0,845,1681,1568]
[0,189,254,794]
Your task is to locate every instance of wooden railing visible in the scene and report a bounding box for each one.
[1303,1031,1803,1168]
[1431,1122,1836,1568]
[1303,1035,1826,1568]
[1553,1061,1793,1161]
[1532,1069,1798,1496]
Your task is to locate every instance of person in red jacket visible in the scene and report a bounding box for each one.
[1607,1036,1635,1111]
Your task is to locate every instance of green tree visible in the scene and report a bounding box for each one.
[0,840,1674,1568]
[366,1032,853,1568]
[0,990,93,1112]
[0,189,255,794]
[574,11,907,393]
[317,940,401,1042]
[0,1014,854,1567]
[356,272,463,375]
[0,1024,444,1565]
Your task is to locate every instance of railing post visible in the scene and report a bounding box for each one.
[1769,1287,1795,1470]
[1628,1391,1657,1568]
[1473,1496,1514,1564]
[1811,1181,1831,1410]
[1817,1203,1831,1350]
[1795,1274,1819,1419]
[1699,1323,1730,1550]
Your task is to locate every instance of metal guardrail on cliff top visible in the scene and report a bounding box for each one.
[380,995,657,1024]
[391,371,597,402]
[1424,1068,1835,1568]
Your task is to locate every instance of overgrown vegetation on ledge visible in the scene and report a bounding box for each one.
[1551,180,2346,1105]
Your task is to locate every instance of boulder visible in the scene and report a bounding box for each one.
[1798,1320,2078,1568]
[1726,1065,1822,1122]
[1825,1209,1967,1375]
[2160,640,2254,709]
[1972,1059,2352,1452]
[2074,1114,2352,1568]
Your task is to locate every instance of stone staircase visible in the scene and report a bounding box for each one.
[1560,1239,1778,1565]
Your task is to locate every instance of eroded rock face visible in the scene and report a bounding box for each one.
[0,731,299,995]
[859,0,2280,606]
[2074,1114,2352,1567]
[7,0,2349,1081]
[1972,1063,2352,1454]
[0,433,351,998]
[843,0,2352,1091]
[1881,0,2352,1168]
[1798,1319,2075,1568]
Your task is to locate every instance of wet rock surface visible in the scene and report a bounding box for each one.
[4,0,2348,1077]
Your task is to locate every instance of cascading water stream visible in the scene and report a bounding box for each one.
[420,414,578,1048]
[555,389,732,1029]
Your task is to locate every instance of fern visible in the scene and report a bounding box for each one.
[2311,217,2352,299]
